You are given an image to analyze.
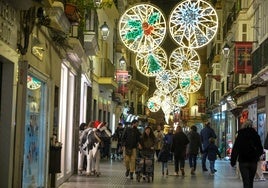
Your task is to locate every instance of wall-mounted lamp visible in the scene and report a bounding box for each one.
[100,21,109,40]
[94,0,103,7]
[222,43,230,58]
[119,56,126,67]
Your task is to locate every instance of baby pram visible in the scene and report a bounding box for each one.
[135,150,154,182]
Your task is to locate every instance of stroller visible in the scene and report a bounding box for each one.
[135,150,154,182]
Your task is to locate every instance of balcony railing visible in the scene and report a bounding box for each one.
[252,38,268,77]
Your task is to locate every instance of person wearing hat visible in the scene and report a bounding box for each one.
[121,119,141,179]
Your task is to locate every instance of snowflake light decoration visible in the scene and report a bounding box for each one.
[119,3,166,53]
[169,47,200,77]
[155,70,178,94]
[169,0,218,48]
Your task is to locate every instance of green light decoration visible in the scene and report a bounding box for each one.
[171,89,189,107]
[148,12,160,25]
[125,20,142,40]
[136,46,168,77]
[119,3,166,53]
[147,96,161,112]
[179,72,202,93]
[148,54,162,73]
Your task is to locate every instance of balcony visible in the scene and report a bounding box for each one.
[252,38,268,84]
[98,58,118,90]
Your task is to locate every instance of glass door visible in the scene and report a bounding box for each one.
[22,75,47,188]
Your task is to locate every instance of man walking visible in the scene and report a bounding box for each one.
[200,121,217,171]
[122,119,141,179]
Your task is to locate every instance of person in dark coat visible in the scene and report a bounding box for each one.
[158,142,170,176]
[187,125,202,175]
[204,137,221,175]
[171,125,189,176]
[200,121,217,171]
[231,119,263,188]
[121,119,141,179]
[264,132,268,149]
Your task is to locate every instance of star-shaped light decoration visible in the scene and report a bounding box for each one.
[169,0,218,48]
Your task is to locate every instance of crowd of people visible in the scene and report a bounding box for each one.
[78,118,267,188]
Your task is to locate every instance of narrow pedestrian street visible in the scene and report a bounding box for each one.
[59,159,267,188]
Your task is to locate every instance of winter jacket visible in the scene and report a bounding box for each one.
[200,126,217,149]
[158,145,170,162]
[122,126,141,149]
[171,132,189,157]
[204,143,221,161]
[187,131,202,155]
[264,133,268,149]
[230,127,263,166]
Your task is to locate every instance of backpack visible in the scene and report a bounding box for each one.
[81,129,96,152]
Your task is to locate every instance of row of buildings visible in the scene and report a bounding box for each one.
[1,0,268,187]
[0,0,151,187]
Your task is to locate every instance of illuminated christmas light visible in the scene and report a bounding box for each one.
[135,46,168,77]
[169,0,218,48]
[119,3,166,53]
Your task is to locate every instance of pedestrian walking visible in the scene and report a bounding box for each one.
[121,119,141,179]
[204,137,221,175]
[158,142,170,176]
[187,125,202,175]
[154,124,164,160]
[230,119,263,188]
[171,125,189,176]
[200,121,217,171]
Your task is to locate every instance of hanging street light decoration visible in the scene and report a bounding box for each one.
[147,96,161,112]
[117,0,219,123]
[169,47,201,77]
[118,3,166,53]
[179,72,202,93]
[155,70,178,94]
[171,89,189,107]
[135,46,168,77]
[169,0,218,49]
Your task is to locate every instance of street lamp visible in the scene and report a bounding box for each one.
[222,43,230,58]
[100,21,109,40]
[94,0,102,7]
[119,56,126,67]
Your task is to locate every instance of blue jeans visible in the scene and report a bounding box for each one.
[202,152,208,169]
[239,162,257,188]
[209,160,215,173]
[161,162,168,173]
[189,154,197,170]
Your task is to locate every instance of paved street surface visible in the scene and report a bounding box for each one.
[59,159,267,188]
